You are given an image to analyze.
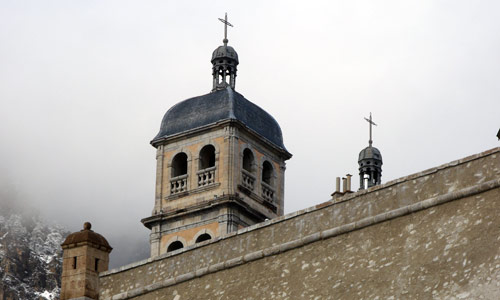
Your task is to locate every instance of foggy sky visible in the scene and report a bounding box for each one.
[1,0,499,267]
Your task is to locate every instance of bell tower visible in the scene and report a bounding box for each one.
[141,14,292,257]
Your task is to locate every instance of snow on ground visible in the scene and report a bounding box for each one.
[36,288,59,300]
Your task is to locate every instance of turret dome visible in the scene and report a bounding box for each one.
[212,45,239,63]
[61,222,112,252]
[358,146,383,162]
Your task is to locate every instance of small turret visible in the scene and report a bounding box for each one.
[358,113,383,190]
[211,13,239,91]
[60,222,112,300]
[358,146,383,189]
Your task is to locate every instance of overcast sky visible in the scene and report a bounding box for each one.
[1,0,499,267]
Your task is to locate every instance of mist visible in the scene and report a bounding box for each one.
[1,1,499,268]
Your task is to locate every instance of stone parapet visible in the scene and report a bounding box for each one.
[100,147,500,299]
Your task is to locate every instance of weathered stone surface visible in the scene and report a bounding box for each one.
[99,147,500,299]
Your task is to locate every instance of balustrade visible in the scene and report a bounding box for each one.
[241,169,255,191]
[197,166,216,187]
[261,182,275,202]
[170,174,188,194]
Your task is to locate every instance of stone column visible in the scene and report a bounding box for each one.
[154,145,164,214]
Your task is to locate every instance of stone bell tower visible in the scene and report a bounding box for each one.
[141,14,292,257]
[60,222,112,300]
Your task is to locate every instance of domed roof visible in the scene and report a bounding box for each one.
[61,222,112,252]
[152,87,287,152]
[358,146,383,162]
[212,45,239,63]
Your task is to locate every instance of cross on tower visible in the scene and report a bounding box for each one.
[218,13,233,46]
[364,112,377,147]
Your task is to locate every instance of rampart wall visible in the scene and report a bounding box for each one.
[100,147,500,299]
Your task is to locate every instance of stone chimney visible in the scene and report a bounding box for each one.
[60,222,112,300]
[331,174,354,199]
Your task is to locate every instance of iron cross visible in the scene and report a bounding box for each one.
[218,13,233,45]
[364,112,377,146]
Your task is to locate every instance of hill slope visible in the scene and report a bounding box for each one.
[0,213,68,300]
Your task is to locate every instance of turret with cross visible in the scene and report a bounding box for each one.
[358,113,383,190]
[211,13,239,91]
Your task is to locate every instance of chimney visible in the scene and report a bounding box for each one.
[346,174,352,193]
[331,177,343,199]
[332,174,354,199]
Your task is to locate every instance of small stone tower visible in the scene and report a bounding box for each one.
[141,14,292,257]
[60,222,112,300]
[358,113,383,190]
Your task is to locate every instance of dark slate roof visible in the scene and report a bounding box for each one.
[358,146,383,162]
[152,88,287,151]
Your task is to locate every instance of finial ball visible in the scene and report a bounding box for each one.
[83,222,92,230]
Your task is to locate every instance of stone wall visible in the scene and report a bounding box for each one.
[100,147,500,299]
[61,245,110,300]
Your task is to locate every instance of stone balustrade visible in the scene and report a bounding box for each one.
[241,169,255,191]
[170,174,188,194]
[261,182,274,202]
[197,166,216,187]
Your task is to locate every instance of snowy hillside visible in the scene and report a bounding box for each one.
[0,213,68,300]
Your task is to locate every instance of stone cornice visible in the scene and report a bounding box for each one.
[141,193,275,229]
[151,119,292,159]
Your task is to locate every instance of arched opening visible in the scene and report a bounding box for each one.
[167,241,184,252]
[171,152,188,177]
[199,145,216,169]
[262,161,274,185]
[198,145,216,187]
[242,149,254,172]
[195,233,212,243]
[241,149,256,190]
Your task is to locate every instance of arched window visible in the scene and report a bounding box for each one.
[242,149,254,172]
[198,145,216,187]
[171,152,188,177]
[262,161,274,185]
[195,233,212,243]
[241,148,256,190]
[199,145,216,169]
[167,241,184,252]
[261,161,275,202]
